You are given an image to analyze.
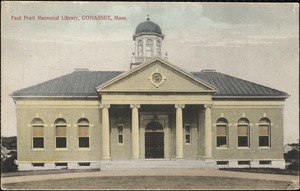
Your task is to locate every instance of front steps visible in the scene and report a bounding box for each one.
[100,159,218,171]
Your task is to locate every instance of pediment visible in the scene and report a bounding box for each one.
[96,58,217,94]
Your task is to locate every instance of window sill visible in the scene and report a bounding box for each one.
[32,148,45,151]
[118,143,124,146]
[258,147,271,149]
[237,147,251,149]
[54,148,68,151]
[185,143,192,145]
[216,147,229,149]
[78,148,91,151]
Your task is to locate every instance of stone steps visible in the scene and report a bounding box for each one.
[100,160,218,171]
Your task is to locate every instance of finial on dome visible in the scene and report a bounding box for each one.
[147,2,150,21]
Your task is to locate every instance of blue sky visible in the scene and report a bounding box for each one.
[1,2,299,143]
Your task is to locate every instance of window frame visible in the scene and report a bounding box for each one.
[156,40,161,56]
[137,40,143,57]
[32,118,44,149]
[146,39,154,57]
[216,118,228,148]
[78,118,90,149]
[184,122,191,144]
[55,119,67,149]
[117,123,124,145]
[237,118,250,148]
[259,118,271,148]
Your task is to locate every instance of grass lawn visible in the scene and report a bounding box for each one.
[220,168,299,176]
[2,176,291,190]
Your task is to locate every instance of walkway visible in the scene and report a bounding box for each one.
[2,169,299,189]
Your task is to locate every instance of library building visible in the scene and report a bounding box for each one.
[11,17,289,171]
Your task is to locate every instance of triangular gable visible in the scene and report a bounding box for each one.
[96,57,217,93]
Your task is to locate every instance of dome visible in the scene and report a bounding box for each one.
[135,20,162,35]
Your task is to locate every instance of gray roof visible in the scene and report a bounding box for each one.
[135,20,162,35]
[11,70,288,98]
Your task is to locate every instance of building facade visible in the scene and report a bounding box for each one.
[11,19,289,171]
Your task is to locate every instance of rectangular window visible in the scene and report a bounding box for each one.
[78,125,89,148]
[78,162,90,166]
[56,125,67,148]
[238,161,250,165]
[216,125,227,147]
[55,163,67,167]
[238,125,249,147]
[56,137,67,148]
[79,137,89,148]
[259,160,271,165]
[33,137,44,148]
[118,124,124,144]
[32,163,44,167]
[33,126,44,148]
[185,124,191,144]
[217,161,229,165]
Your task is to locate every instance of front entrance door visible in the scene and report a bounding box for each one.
[145,121,164,158]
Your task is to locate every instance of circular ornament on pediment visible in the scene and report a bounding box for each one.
[148,69,166,88]
[152,72,163,83]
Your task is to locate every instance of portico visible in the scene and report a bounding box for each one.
[97,58,216,160]
[99,103,213,160]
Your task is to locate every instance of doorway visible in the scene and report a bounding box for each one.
[145,121,164,158]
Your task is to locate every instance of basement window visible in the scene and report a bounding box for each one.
[32,163,45,167]
[217,161,229,165]
[238,161,250,165]
[259,160,271,165]
[78,162,90,166]
[55,163,67,167]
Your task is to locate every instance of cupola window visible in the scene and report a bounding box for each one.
[146,39,154,57]
[137,40,143,57]
[156,40,161,56]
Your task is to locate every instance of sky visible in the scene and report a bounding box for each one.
[1,2,299,143]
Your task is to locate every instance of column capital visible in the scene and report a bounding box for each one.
[130,104,140,109]
[175,104,185,109]
[100,104,110,109]
[204,104,212,109]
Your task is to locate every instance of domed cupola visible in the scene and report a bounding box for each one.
[130,17,166,69]
[134,19,164,39]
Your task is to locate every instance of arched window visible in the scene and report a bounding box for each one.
[78,118,89,148]
[216,118,228,147]
[185,122,191,144]
[32,118,44,149]
[117,123,124,144]
[55,118,67,148]
[137,40,143,57]
[156,40,161,56]
[146,39,154,57]
[237,118,250,147]
[259,118,271,147]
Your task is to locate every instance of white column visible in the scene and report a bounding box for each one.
[204,104,212,159]
[100,104,110,160]
[131,104,140,159]
[175,104,185,159]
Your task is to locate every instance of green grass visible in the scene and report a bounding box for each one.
[2,176,291,190]
[220,168,299,176]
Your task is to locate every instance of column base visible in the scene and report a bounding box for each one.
[102,157,111,160]
[197,156,205,160]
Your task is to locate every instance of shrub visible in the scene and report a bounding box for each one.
[287,161,299,171]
